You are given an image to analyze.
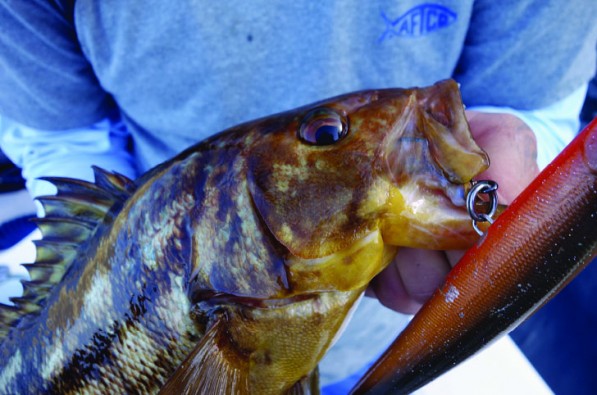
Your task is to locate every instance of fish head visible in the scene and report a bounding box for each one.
[247,79,489,292]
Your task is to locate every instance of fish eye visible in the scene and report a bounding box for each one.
[298,108,349,145]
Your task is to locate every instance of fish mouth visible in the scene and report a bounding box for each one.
[378,84,490,234]
[380,176,509,251]
[379,177,481,250]
[435,181,467,208]
[381,125,467,214]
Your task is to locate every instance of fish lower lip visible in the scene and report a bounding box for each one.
[447,184,466,207]
[425,183,466,208]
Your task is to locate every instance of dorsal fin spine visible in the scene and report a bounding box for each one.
[37,195,112,221]
[21,263,66,283]
[33,239,78,265]
[0,167,137,340]
[92,166,136,198]
[34,217,94,243]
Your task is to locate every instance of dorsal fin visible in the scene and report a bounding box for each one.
[0,167,136,339]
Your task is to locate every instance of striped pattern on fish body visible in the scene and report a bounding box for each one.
[0,79,489,394]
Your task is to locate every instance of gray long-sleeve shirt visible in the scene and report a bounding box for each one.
[1,0,595,172]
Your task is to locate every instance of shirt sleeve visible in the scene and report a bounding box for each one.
[455,0,597,110]
[0,0,113,129]
[0,115,139,206]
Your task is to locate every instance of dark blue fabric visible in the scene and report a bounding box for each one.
[0,215,36,250]
[0,161,26,192]
[512,258,597,395]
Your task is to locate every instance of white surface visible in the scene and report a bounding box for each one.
[416,336,553,394]
[0,229,37,305]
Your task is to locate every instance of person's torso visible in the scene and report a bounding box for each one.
[74,0,472,170]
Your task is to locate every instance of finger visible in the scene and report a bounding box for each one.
[369,258,421,314]
[445,249,466,267]
[465,111,539,204]
[395,248,452,304]
[369,248,453,314]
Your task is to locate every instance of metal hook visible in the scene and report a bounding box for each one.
[466,180,499,236]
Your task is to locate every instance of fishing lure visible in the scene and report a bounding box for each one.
[352,117,597,394]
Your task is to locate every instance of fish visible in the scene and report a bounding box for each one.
[0,79,489,394]
[351,116,597,394]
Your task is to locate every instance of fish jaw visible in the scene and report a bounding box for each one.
[286,230,398,292]
[376,81,488,250]
[379,80,489,185]
[379,180,479,250]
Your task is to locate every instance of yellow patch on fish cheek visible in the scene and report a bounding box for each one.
[357,178,392,220]
[315,159,327,170]
[372,116,391,129]
[287,230,391,292]
[335,212,349,226]
[272,162,309,193]
[277,180,290,192]
[350,116,364,130]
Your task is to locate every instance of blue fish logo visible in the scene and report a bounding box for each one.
[379,3,457,42]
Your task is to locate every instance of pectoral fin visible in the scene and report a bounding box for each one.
[287,368,320,395]
[159,317,249,395]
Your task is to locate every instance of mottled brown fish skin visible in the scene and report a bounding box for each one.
[0,158,205,393]
[0,79,487,394]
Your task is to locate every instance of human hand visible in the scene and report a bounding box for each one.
[369,111,540,314]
